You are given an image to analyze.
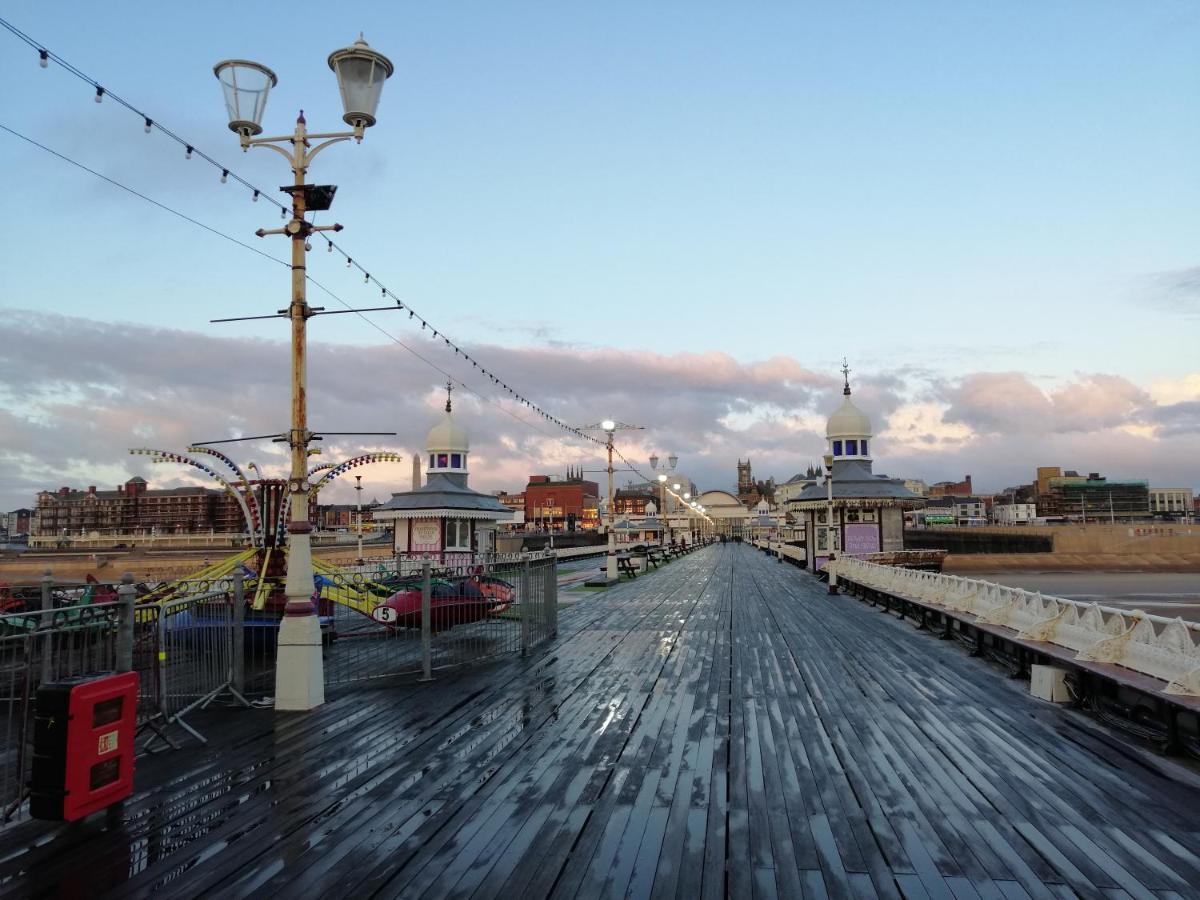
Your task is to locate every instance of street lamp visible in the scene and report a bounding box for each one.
[602,420,617,584]
[213,36,393,712]
[650,453,678,548]
[823,451,837,594]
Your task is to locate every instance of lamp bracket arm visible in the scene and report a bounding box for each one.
[304,129,359,141]
[303,135,353,166]
[246,140,296,165]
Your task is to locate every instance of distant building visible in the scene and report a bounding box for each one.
[525,468,600,532]
[494,492,526,530]
[1149,488,1194,522]
[736,459,775,507]
[0,508,33,538]
[903,479,928,497]
[33,477,245,539]
[953,497,987,524]
[315,502,379,531]
[775,466,822,505]
[917,498,956,526]
[929,475,973,498]
[1036,469,1149,522]
[614,487,656,517]
[993,503,1037,526]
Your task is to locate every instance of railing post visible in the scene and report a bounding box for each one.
[40,568,54,683]
[544,555,558,639]
[420,561,433,682]
[116,572,136,673]
[231,570,246,696]
[520,559,533,657]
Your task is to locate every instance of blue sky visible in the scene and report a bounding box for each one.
[2,2,1199,506]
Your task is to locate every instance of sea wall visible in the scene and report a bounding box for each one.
[930,523,1200,573]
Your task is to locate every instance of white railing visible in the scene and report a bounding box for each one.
[829,557,1200,697]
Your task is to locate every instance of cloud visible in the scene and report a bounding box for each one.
[1148,266,1200,317]
[1,310,1196,509]
[0,310,837,508]
[941,372,1151,435]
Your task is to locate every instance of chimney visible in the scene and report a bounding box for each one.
[411,453,422,490]
[87,486,96,495]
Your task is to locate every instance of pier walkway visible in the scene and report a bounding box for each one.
[3,544,1199,898]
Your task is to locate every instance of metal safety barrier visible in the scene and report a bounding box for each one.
[153,576,248,744]
[830,557,1200,696]
[318,555,558,687]
[0,572,153,827]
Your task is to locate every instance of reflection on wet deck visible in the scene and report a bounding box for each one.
[2,544,1199,898]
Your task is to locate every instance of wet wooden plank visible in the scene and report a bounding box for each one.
[3,545,1200,899]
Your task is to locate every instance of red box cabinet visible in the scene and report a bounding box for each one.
[31,671,138,821]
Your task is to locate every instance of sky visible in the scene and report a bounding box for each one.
[1,1,1199,509]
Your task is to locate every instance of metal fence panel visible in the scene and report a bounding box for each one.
[317,555,559,688]
[0,570,145,828]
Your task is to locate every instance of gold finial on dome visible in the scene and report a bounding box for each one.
[841,358,851,396]
[445,380,453,413]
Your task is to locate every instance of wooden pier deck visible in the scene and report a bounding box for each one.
[2,543,1198,898]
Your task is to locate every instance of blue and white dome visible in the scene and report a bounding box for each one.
[825,366,872,462]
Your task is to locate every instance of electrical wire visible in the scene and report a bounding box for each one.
[0,121,581,461]
[1,14,604,448]
[0,123,289,269]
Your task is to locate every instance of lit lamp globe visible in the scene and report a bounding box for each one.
[601,419,616,432]
[327,35,394,129]
[823,452,834,472]
[657,474,667,483]
[213,59,278,137]
[672,483,681,492]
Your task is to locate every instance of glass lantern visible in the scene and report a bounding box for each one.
[327,35,394,128]
[213,60,278,136]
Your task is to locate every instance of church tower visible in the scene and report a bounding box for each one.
[737,459,753,496]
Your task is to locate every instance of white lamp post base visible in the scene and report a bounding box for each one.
[275,613,325,710]
[275,530,325,710]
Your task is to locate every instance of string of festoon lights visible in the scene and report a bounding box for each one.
[613,447,713,523]
[2,16,607,447]
[5,114,581,455]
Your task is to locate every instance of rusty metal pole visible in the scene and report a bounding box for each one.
[276,113,325,711]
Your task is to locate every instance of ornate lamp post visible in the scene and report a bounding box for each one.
[823,451,837,594]
[213,37,393,711]
[602,420,617,584]
[649,452,677,548]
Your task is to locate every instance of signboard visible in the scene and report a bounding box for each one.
[412,522,440,546]
[844,523,880,554]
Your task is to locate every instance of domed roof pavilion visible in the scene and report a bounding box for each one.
[793,362,922,570]
[373,384,511,563]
